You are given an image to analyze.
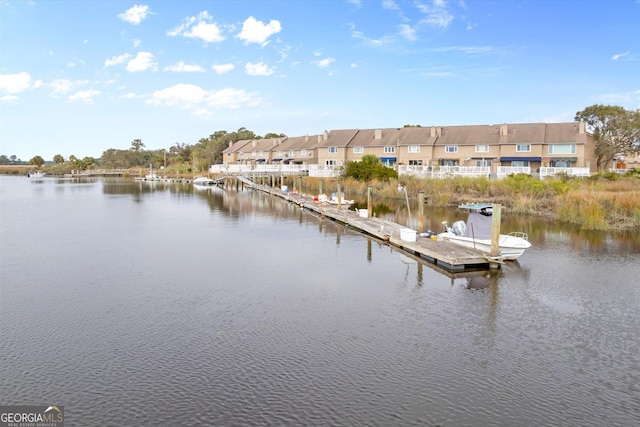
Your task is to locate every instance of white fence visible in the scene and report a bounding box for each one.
[398,165,490,179]
[539,167,590,179]
[209,163,594,180]
[497,166,532,179]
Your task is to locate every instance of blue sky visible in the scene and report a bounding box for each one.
[1,0,639,161]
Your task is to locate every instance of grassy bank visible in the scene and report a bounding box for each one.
[302,172,640,231]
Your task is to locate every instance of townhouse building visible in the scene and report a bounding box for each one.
[218,121,597,177]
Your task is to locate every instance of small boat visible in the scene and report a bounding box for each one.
[327,192,354,205]
[438,203,531,260]
[27,171,46,179]
[135,164,162,181]
[193,176,215,186]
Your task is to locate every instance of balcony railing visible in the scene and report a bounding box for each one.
[539,167,590,179]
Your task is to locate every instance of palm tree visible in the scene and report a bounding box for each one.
[29,155,45,169]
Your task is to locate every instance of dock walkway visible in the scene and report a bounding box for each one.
[244,181,495,272]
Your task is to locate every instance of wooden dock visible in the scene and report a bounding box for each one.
[236,178,497,272]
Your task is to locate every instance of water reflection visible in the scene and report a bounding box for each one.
[2,175,639,426]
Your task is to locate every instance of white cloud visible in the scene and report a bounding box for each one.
[237,16,282,46]
[416,2,454,28]
[433,45,493,54]
[120,92,141,99]
[611,51,629,61]
[68,89,101,103]
[208,88,262,108]
[49,79,74,95]
[147,83,262,112]
[118,4,151,25]
[164,61,205,72]
[0,72,32,94]
[382,0,400,11]
[316,57,335,68]
[126,52,157,72]
[167,11,225,44]
[399,24,417,41]
[245,62,274,76]
[132,39,142,48]
[149,84,208,106]
[349,24,395,47]
[105,53,132,67]
[0,95,19,102]
[212,63,235,74]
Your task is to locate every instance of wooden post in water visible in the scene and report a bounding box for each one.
[418,191,425,232]
[490,203,502,268]
[319,179,323,196]
[367,185,373,218]
[337,180,342,209]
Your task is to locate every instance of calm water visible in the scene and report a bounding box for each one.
[1,175,639,426]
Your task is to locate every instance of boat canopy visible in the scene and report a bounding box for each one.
[458,203,493,210]
[463,211,493,240]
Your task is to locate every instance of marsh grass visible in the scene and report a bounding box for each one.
[300,174,639,230]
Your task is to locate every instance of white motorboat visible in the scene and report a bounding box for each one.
[193,176,215,186]
[27,171,46,179]
[439,204,531,260]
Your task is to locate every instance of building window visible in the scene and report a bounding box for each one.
[289,150,296,156]
[328,147,338,154]
[277,150,283,156]
[251,151,257,156]
[353,146,364,154]
[258,151,264,156]
[408,146,420,153]
[549,144,576,154]
[409,160,423,166]
[551,160,571,167]
[475,145,489,153]
[445,145,458,153]
[512,160,529,167]
[516,144,531,152]
[476,160,491,167]
[326,160,337,166]
[300,149,308,155]
[384,146,395,153]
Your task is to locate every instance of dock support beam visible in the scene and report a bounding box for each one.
[418,191,425,231]
[490,203,502,269]
[367,185,373,218]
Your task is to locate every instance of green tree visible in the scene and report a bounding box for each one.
[0,155,10,165]
[130,139,145,152]
[53,154,65,164]
[575,105,640,171]
[29,155,45,168]
[81,157,95,170]
[344,155,398,182]
[264,132,286,139]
